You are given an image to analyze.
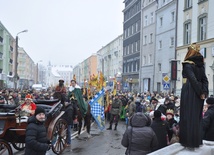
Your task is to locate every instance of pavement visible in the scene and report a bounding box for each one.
[13,120,214,155]
[13,120,127,155]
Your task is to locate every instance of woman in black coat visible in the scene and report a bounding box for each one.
[151,110,170,150]
[24,107,50,155]
[179,43,209,148]
[121,112,158,155]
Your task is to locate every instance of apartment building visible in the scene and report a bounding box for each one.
[97,35,123,86]
[176,0,214,95]
[50,64,73,87]
[154,0,177,93]
[140,0,157,93]
[17,47,36,89]
[123,0,141,92]
[0,21,15,88]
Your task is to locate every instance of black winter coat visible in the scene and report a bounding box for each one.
[179,55,209,148]
[151,118,169,150]
[121,112,158,155]
[24,116,49,155]
[203,105,214,141]
[62,103,74,125]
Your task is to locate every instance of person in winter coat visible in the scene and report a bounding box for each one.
[107,94,122,130]
[24,107,50,155]
[203,97,214,141]
[179,43,209,149]
[61,102,74,147]
[135,98,142,112]
[151,110,170,150]
[121,112,158,155]
[165,109,177,142]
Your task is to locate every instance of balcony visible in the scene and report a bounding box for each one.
[9,59,13,64]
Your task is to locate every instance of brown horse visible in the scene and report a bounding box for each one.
[52,92,67,108]
[76,102,92,138]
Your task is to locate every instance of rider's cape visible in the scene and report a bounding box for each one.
[68,85,88,117]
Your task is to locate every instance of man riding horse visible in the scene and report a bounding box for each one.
[68,80,87,117]
[68,80,91,138]
[54,79,67,107]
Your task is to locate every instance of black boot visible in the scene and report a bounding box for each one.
[107,125,112,130]
[114,125,117,130]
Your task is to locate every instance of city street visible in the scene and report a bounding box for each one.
[13,121,127,155]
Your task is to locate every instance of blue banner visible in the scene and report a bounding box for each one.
[89,88,105,131]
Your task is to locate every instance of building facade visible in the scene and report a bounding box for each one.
[0,21,15,88]
[97,35,123,89]
[176,0,214,95]
[140,0,157,93]
[72,63,81,85]
[50,64,73,87]
[122,0,141,92]
[17,47,36,89]
[154,0,177,93]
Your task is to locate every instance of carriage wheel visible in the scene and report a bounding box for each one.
[0,139,13,155]
[12,142,25,151]
[51,118,68,154]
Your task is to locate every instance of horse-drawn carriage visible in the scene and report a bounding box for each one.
[0,99,68,155]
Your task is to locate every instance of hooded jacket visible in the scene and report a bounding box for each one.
[24,116,49,155]
[121,112,158,155]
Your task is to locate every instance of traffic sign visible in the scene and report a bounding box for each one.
[162,73,170,84]
[163,83,170,90]
[163,75,170,83]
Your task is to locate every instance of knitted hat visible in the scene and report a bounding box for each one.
[35,107,46,116]
[206,97,214,105]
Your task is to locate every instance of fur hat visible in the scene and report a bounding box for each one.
[35,107,46,116]
[206,97,214,105]
[59,79,64,82]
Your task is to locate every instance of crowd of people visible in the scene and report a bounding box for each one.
[0,43,214,154]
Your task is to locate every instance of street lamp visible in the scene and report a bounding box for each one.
[14,29,28,89]
[210,61,214,95]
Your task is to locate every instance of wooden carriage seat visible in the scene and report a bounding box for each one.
[36,102,62,119]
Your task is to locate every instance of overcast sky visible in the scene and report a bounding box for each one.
[0,0,124,67]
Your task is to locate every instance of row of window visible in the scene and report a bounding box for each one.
[124,1,141,22]
[185,0,208,9]
[157,37,174,49]
[184,15,207,44]
[143,33,153,45]
[144,12,154,27]
[142,54,152,65]
[123,40,140,56]
[157,11,175,28]
[123,61,140,73]
[124,20,141,39]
